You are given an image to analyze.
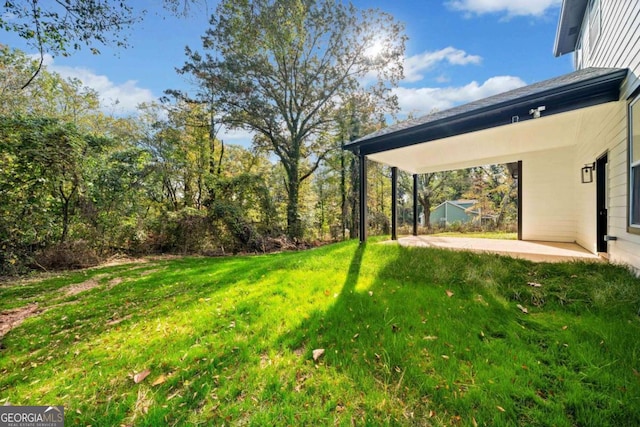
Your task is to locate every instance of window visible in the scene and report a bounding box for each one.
[630,96,640,231]
[589,0,601,53]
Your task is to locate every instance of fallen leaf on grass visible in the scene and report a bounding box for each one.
[368,291,373,296]
[528,282,542,288]
[497,406,506,412]
[312,349,325,362]
[516,304,528,314]
[423,335,438,341]
[324,289,330,296]
[441,355,449,360]
[167,391,181,401]
[562,325,568,330]
[352,333,359,339]
[152,375,167,386]
[446,290,454,298]
[133,369,150,384]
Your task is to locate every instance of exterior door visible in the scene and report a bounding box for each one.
[596,153,608,253]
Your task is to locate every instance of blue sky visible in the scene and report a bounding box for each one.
[2,0,572,144]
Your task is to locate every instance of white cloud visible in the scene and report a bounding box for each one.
[36,54,156,115]
[446,0,562,18]
[404,47,482,83]
[394,75,526,117]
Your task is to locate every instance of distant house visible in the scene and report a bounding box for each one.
[346,0,640,273]
[417,199,477,226]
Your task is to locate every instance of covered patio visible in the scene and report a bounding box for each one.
[345,67,628,256]
[390,235,603,263]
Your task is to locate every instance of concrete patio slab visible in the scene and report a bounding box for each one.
[390,235,604,263]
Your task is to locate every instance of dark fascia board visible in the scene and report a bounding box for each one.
[553,0,588,57]
[347,68,627,157]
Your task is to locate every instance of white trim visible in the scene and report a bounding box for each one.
[629,94,640,228]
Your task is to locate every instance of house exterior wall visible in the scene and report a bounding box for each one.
[573,100,623,253]
[521,146,577,242]
[572,0,640,272]
[578,99,640,270]
[575,0,640,97]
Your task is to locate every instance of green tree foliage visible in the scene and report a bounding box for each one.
[178,0,406,238]
[412,164,517,232]
[462,165,518,228]
[0,46,100,120]
[416,170,470,229]
[0,46,295,274]
[0,116,88,271]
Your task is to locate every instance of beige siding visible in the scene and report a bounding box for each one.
[521,146,577,242]
[572,100,640,273]
[574,101,624,252]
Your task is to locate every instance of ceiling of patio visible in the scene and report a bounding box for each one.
[367,101,620,174]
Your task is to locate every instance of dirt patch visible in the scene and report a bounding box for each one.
[95,255,149,268]
[0,304,41,338]
[106,277,124,289]
[62,278,102,297]
[0,272,64,288]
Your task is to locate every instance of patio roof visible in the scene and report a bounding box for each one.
[345,67,627,160]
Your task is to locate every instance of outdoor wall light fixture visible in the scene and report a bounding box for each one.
[581,162,595,183]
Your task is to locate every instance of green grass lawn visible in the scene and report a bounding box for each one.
[1,240,640,426]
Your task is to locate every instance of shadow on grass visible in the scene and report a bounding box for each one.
[278,244,640,426]
[1,242,367,425]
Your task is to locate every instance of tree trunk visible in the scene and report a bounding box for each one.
[286,181,302,239]
[340,149,346,241]
[61,197,70,243]
[419,197,432,229]
[285,160,303,239]
[59,180,78,244]
[184,172,192,208]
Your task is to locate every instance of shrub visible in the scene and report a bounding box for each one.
[33,240,101,271]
